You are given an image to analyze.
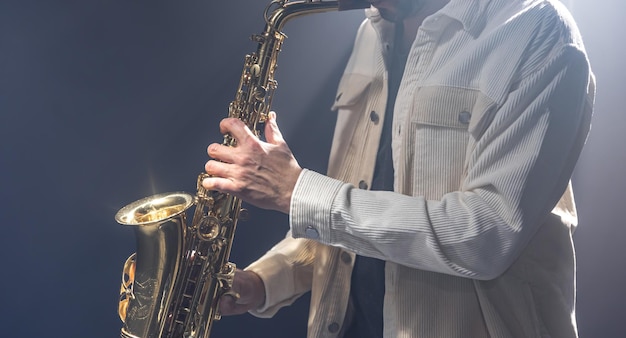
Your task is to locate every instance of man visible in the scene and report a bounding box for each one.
[203,0,595,336]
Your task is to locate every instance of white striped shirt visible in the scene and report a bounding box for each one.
[247,0,595,337]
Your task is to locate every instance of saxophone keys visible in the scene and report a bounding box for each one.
[239,208,249,222]
[197,215,221,241]
[118,253,137,322]
[250,63,261,78]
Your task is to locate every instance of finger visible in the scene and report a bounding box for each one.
[203,159,231,178]
[202,175,241,195]
[207,143,235,164]
[264,111,285,145]
[219,118,256,144]
[203,160,237,190]
[218,294,238,315]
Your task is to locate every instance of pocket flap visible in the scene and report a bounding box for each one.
[331,73,372,110]
[411,86,497,135]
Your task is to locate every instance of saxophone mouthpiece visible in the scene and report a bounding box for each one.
[338,0,371,11]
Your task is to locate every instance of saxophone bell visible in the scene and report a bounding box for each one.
[116,192,194,338]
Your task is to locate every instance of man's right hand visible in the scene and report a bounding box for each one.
[218,269,266,316]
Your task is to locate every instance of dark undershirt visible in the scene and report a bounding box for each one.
[344,23,409,338]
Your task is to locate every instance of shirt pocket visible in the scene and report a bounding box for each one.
[405,86,496,198]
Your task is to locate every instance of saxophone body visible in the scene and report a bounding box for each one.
[114,1,367,337]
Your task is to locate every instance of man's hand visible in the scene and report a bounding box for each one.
[219,269,266,316]
[202,112,302,214]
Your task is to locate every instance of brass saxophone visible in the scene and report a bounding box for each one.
[114,1,368,337]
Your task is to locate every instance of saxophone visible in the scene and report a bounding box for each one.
[114,1,368,337]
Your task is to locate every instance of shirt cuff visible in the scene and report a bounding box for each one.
[289,169,346,243]
[244,254,296,317]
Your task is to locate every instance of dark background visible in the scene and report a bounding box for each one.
[0,1,623,337]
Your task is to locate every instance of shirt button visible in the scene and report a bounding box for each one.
[340,251,352,264]
[370,110,380,125]
[328,322,340,333]
[358,180,368,190]
[305,225,319,239]
[458,110,471,124]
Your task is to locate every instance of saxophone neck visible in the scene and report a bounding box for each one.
[264,0,341,32]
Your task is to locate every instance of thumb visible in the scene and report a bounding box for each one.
[218,294,237,314]
[264,111,284,145]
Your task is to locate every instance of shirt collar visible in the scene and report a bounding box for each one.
[365,0,492,37]
[438,0,492,36]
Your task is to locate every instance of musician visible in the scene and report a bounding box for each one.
[203,0,595,336]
